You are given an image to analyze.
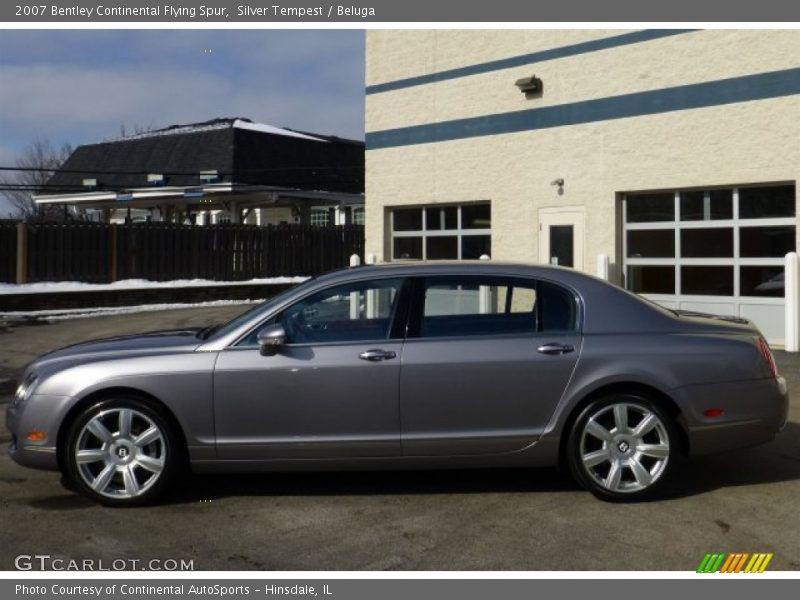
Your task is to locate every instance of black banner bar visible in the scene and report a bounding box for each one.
[3,0,800,23]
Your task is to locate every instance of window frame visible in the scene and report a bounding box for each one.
[231,277,413,348]
[405,275,581,340]
[390,202,491,261]
[309,207,331,227]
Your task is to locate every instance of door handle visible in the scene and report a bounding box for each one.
[359,349,397,362]
[537,343,574,355]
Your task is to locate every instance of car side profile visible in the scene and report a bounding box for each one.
[6,262,789,505]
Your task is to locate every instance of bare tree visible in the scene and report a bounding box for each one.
[0,138,73,218]
[118,121,158,138]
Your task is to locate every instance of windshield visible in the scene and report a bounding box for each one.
[201,278,317,342]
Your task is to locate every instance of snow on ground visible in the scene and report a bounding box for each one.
[1,299,263,321]
[0,276,308,295]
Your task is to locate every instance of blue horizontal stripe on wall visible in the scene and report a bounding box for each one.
[365,29,696,95]
[366,67,800,150]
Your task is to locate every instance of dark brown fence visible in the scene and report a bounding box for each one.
[0,222,17,284]
[0,223,364,284]
[27,222,112,284]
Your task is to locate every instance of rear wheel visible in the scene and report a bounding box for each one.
[566,395,678,501]
[63,397,180,506]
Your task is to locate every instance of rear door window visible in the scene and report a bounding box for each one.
[416,276,577,338]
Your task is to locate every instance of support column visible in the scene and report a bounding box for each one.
[785,252,799,352]
[597,254,610,281]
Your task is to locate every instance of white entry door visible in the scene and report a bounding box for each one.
[538,208,585,271]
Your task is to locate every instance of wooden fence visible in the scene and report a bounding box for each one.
[0,222,365,284]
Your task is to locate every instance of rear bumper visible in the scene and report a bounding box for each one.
[675,376,789,455]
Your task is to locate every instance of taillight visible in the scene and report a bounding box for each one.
[757,336,779,378]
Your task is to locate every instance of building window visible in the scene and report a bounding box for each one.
[390,203,491,260]
[624,184,796,299]
[353,207,365,226]
[309,208,330,227]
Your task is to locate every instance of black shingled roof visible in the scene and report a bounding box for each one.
[47,118,364,195]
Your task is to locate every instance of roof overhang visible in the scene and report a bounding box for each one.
[33,183,363,210]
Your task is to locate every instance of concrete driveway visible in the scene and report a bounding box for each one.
[1,306,799,571]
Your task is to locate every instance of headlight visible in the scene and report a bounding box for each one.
[11,374,37,407]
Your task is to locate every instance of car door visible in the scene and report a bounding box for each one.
[399,275,581,456]
[213,277,409,459]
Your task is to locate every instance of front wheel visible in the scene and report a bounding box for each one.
[566,395,679,502]
[63,397,180,507]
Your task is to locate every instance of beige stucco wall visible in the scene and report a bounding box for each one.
[365,30,800,280]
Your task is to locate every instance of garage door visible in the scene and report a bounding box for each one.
[623,184,796,345]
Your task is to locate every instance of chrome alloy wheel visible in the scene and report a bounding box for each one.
[74,408,166,499]
[579,402,670,494]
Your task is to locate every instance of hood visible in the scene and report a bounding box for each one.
[28,328,203,374]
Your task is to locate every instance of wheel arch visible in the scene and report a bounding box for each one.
[557,381,689,468]
[55,386,189,472]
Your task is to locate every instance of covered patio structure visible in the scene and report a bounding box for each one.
[33,117,365,226]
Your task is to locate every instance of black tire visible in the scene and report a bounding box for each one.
[566,394,680,502]
[63,395,182,507]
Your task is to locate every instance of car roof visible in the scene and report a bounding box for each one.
[314,260,583,284]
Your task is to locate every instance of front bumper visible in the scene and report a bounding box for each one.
[6,394,68,471]
[675,376,789,455]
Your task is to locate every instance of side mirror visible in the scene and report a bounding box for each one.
[257,323,287,356]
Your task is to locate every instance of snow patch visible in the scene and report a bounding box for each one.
[106,118,326,143]
[233,120,327,142]
[0,276,308,295]
[2,299,263,321]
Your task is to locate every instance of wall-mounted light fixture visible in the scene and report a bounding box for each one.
[147,173,166,186]
[515,75,543,95]
[551,178,565,195]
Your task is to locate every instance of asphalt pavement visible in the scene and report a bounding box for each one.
[1,306,799,571]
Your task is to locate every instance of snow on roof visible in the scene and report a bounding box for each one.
[108,118,327,143]
[233,119,327,142]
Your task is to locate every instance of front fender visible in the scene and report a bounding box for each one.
[32,351,219,451]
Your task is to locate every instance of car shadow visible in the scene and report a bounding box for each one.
[658,420,800,500]
[162,465,578,505]
[157,421,800,505]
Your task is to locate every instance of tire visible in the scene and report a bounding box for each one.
[63,396,181,507]
[566,394,679,502]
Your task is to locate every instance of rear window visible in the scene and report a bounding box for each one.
[418,276,577,338]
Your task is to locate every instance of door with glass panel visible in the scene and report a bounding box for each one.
[213,278,408,459]
[399,275,581,456]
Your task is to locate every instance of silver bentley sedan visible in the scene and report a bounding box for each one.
[6,262,789,505]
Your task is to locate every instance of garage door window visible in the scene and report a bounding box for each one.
[624,184,796,298]
[391,203,491,260]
